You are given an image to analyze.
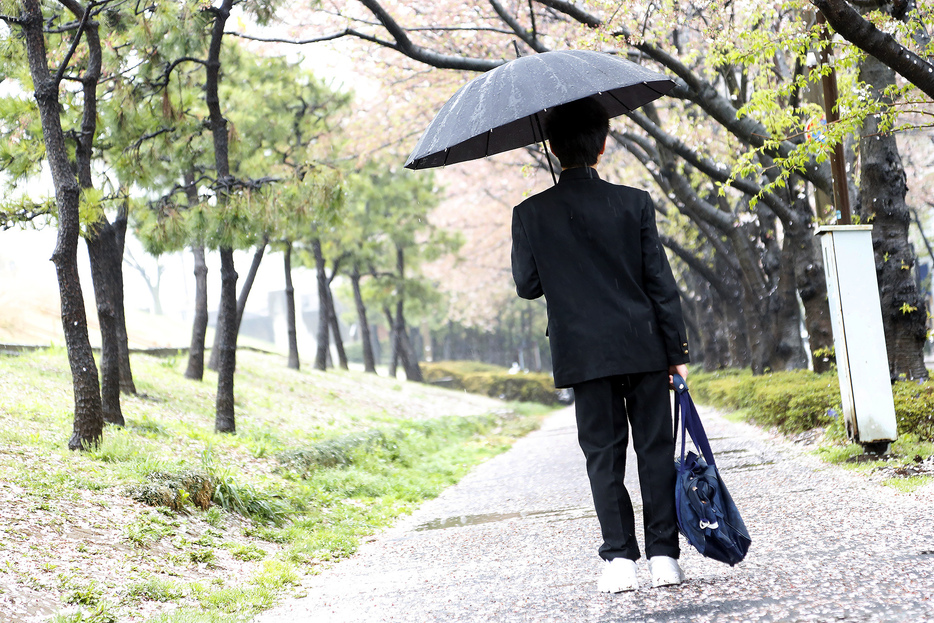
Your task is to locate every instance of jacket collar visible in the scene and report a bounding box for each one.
[558,167,601,183]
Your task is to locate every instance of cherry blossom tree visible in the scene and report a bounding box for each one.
[294,0,929,376]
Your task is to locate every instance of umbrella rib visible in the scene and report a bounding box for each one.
[607,88,633,113]
[532,112,557,186]
[644,81,672,96]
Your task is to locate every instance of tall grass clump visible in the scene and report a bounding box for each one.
[201,450,295,525]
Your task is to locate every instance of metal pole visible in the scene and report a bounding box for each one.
[817,11,852,225]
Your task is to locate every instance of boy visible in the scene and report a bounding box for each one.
[511,97,689,592]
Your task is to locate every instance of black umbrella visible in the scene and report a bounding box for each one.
[404,49,675,178]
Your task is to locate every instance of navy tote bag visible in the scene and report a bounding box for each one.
[672,375,751,566]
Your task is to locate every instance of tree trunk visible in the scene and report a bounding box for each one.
[372,322,382,366]
[726,214,802,374]
[208,237,266,370]
[393,245,423,382]
[786,177,835,373]
[185,244,209,380]
[688,276,729,371]
[207,292,227,373]
[351,264,377,373]
[769,231,809,371]
[205,0,237,432]
[708,253,751,370]
[325,284,348,370]
[61,0,123,426]
[284,242,300,370]
[20,0,103,449]
[384,306,399,378]
[146,281,164,316]
[235,238,267,332]
[185,173,208,382]
[312,238,330,371]
[858,55,928,380]
[401,324,424,382]
[86,220,124,426]
[215,248,238,433]
[113,204,136,393]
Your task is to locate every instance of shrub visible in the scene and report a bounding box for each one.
[422,361,560,405]
[891,381,934,441]
[690,369,841,434]
[690,368,934,442]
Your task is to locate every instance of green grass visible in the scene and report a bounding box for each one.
[883,475,933,493]
[0,349,550,623]
[814,443,865,465]
[126,577,186,602]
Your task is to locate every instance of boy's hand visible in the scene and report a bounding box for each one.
[669,364,688,389]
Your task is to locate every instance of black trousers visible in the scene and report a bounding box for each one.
[572,371,680,561]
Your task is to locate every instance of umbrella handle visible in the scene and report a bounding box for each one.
[533,113,558,186]
[672,373,687,394]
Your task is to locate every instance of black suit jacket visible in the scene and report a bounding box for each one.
[511,167,689,388]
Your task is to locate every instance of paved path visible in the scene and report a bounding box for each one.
[255,404,934,622]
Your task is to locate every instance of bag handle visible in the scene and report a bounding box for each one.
[671,374,717,469]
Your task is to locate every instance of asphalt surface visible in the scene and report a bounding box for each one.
[254,402,934,623]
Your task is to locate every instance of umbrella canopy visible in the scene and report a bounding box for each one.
[404,50,675,170]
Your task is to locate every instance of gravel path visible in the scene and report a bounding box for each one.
[255,404,934,623]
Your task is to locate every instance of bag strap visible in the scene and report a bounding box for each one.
[671,374,717,469]
[672,374,685,462]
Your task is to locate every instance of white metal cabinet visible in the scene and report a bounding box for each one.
[816,225,897,446]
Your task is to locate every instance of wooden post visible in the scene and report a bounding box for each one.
[817,11,852,225]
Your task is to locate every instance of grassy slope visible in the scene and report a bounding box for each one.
[0,349,549,623]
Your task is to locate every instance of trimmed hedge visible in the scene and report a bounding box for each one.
[422,361,562,405]
[891,381,934,442]
[689,368,934,442]
[689,369,841,433]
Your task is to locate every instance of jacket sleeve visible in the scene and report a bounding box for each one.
[511,208,543,300]
[640,193,690,365]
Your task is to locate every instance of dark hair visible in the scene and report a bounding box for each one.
[544,97,610,168]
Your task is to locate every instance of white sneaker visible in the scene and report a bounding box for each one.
[648,555,685,587]
[597,557,639,593]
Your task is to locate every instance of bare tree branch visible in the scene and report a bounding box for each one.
[52,0,96,87]
[489,0,548,53]
[659,234,735,300]
[357,0,502,71]
[625,110,797,224]
[224,27,372,45]
[811,0,934,100]
[533,0,601,27]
